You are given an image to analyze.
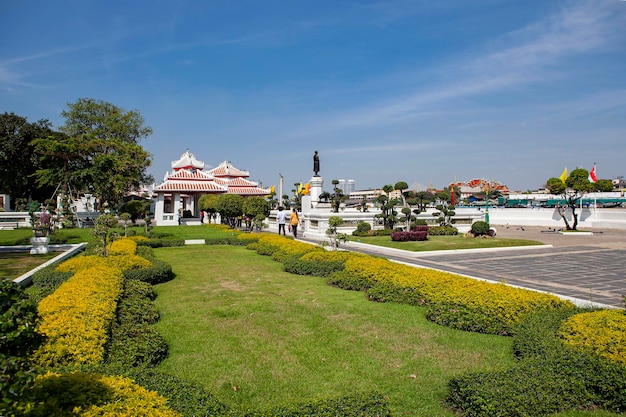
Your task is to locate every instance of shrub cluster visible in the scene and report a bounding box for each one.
[428,225,458,235]
[447,307,626,416]
[0,280,44,416]
[390,230,428,241]
[351,221,372,236]
[471,221,490,236]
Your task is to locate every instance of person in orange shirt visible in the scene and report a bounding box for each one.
[289,208,301,238]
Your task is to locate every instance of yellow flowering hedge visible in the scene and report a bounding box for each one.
[252,234,324,262]
[108,238,138,255]
[26,371,181,417]
[332,255,572,335]
[57,254,152,274]
[558,309,626,364]
[130,235,150,243]
[34,265,124,367]
[206,223,233,231]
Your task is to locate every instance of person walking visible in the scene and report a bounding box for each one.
[276,206,287,235]
[290,208,301,238]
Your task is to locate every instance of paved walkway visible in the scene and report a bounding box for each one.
[305,226,626,309]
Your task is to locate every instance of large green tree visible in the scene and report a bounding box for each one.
[0,112,56,207]
[33,98,154,209]
[546,168,594,230]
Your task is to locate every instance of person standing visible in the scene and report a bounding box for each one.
[276,206,287,235]
[290,208,301,238]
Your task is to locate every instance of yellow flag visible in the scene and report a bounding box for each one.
[269,185,276,194]
[302,182,311,195]
[297,182,304,194]
[559,167,568,183]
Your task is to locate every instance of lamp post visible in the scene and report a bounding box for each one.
[484,181,490,227]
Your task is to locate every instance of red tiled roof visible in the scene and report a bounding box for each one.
[166,169,213,181]
[154,181,227,193]
[207,161,249,177]
[228,186,270,196]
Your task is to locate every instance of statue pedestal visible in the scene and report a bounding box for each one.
[309,176,323,206]
[30,237,50,254]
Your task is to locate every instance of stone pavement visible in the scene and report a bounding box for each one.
[305,226,626,309]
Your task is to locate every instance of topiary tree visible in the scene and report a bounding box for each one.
[0,279,45,416]
[546,168,593,230]
[432,204,456,226]
[119,212,132,237]
[375,184,399,229]
[92,213,120,256]
[326,216,348,250]
[394,181,409,206]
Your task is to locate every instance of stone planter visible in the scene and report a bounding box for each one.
[30,236,50,254]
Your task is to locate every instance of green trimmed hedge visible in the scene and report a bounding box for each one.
[106,323,168,367]
[239,391,390,417]
[29,266,73,302]
[428,225,458,235]
[447,307,626,416]
[122,258,173,284]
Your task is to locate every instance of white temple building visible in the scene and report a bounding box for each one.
[152,150,270,226]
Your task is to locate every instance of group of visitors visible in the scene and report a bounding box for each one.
[276,206,301,238]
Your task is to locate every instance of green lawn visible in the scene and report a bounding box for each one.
[152,245,514,416]
[348,234,543,251]
[0,225,232,246]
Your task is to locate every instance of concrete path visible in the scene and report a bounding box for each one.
[304,226,626,309]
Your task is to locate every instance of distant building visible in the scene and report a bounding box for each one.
[449,179,509,202]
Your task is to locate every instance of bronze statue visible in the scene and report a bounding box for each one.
[313,151,320,176]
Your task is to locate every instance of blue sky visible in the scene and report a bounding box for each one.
[2,0,625,193]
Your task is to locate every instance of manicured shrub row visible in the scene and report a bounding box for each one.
[328,253,571,335]
[29,266,74,302]
[137,238,186,248]
[240,391,390,417]
[248,234,324,262]
[122,258,173,284]
[558,309,626,365]
[447,307,626,416]
[283,251,354,277]
[108,237,138,255]
[24,371,181,417]
[106,278,168,368]
[390,230,428,241]
[112,367,231,417]
[34,265,124,367]
[56,253,152,274]
[428,225,458,235]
